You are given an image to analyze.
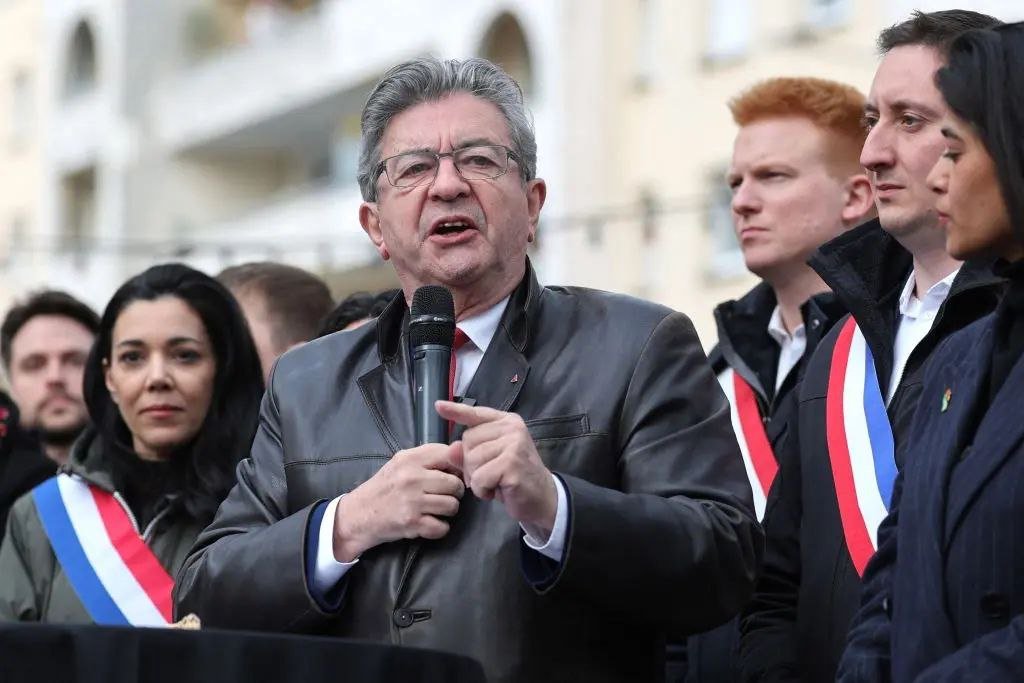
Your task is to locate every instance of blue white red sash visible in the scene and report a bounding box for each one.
[825,317,898,576]
[718,368,778,521]
[32,474,173,626]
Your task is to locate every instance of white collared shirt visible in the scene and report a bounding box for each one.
[450,295,508,397]
[313,295,569,594]
[766,306,807,393]
[886,268,960,404]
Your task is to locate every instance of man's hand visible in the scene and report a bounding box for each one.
[435,400,557,538]
[332,444,464,562]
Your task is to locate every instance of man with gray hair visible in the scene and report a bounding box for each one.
[177,57,760,682]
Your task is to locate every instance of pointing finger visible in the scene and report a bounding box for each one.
[435,400,507,427]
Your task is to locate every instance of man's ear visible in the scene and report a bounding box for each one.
[842,173,876,226]
[360,202,390,261]
[102,359,118,405]
[525,178,547,242]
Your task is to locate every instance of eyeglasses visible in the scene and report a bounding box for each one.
[377,144,519,190]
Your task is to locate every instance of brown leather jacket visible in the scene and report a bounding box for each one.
[176,263,762,683]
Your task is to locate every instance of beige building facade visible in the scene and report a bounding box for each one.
[0,0,46,309]
[3,0,1023,343]
[555,0,1024,345]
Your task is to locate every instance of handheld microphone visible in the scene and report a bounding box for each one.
[409,286,455,445]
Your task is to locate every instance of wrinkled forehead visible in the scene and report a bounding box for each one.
[379,92,513,157]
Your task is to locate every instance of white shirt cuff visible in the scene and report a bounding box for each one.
[521,473,568,562]
[312,495,358,595]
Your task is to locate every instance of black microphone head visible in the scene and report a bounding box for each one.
[409,285,455,348]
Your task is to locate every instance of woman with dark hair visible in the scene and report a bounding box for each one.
[840,22,1024,682]
[0,263,263,624]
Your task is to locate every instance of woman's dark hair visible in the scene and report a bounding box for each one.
[83,263,264,522]
[936,22,1024,242]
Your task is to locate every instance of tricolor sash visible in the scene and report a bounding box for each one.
[825,317,898,576]
[718,368,778,521]
[32,474,173,626]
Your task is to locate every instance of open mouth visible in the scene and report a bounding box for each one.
[433,220,475,236]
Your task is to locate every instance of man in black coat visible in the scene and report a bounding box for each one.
[840,22,1024,681]
[0,394,53,542]
[0,291,99,540]
[738,10,1004,683]
[0,290,98,468]
[176,56,762,683]
[678,76,871,683]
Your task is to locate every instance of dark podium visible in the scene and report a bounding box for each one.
[0,624,487,683]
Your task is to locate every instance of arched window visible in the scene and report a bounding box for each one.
[64,21,98,99]
[479,13,534,97]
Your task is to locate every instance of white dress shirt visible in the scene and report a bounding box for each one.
[766,306,807,393]
[312,295,570,594]
[886,268,960,404]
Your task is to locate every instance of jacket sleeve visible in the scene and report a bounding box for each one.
[173,367,336,631]
[911,619,1024,681]
[738,410,802,682]
[0,495,44,621]
[536,312,762,634]
[836,469,903,683]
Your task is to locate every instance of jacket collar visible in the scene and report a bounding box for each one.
[61,427,117,492]
[362,259,540,453]
[713,281,846,403]
[374,258,540,364]
[809,219,1005,391]
[809,219,911,358]
[713,282,777,401]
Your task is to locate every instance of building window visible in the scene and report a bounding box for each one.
[61,169,96,255]
[634,0,659,89]
[2,213,27,266]
[331,113,361,185]
[586,218,604,248]
[479,12,534,98]
[10,71,32,145]
[704,0,752,64]
[805,0,851,30]
[64,21,98,99]
[705,169,746,279]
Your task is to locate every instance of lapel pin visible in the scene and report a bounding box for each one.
[510,374,519,384]
[941,387,952,412]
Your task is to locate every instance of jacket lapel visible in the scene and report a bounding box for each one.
[356,358,415,455]
[356,295,416,455]
[453,329,530,442]
[943,322,1024,548]
[390,261,541,600]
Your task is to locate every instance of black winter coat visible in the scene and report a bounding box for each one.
[678,282,845,683]
[738,221,1003,682]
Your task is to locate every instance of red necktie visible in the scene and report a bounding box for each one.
[448,328,470,400]
[447,328,469,440]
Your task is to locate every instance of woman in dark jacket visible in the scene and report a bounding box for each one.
[840,22,1024,681]
[0,263,263,624]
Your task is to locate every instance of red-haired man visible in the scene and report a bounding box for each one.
[679,77,874,683]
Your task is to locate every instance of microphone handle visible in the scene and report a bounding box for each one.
[412,344,452,446]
